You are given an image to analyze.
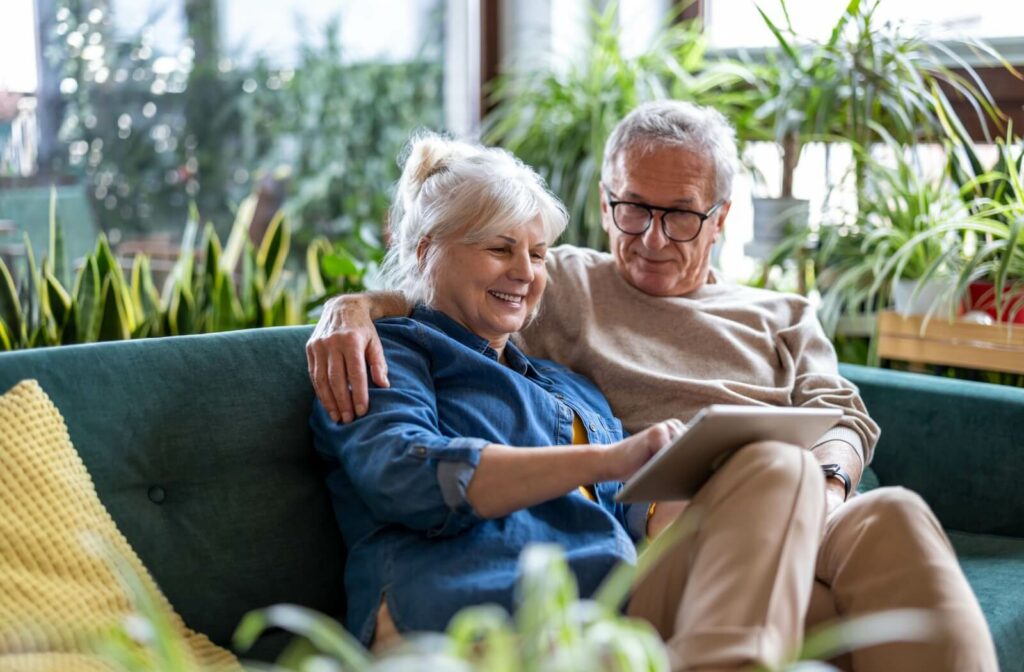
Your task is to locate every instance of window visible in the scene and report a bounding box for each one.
[707,0,1024,52]
[0,0,38,94]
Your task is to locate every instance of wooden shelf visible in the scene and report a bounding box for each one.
[877,311,1024,375]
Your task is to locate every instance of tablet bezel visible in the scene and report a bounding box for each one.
[614,405,843,503]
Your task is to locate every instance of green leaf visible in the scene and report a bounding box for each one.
[163,212,199,305]
[798,609,939,663]
[256,209,290,296]
[131,254,161,320]
[93,234,120,284]
[221,193,257,274]
[0,256,25,348]
[44,270,72,336]
[61,303,78,345]
[21,232,40,337]
[49,186,68,286]
[211,271,244,332]
[0,318,12,351]
[74,256,102,343]
[320,250,359,279]
[167,283,196,336]
[306,237,330,298]
[240,243,257,321]
[233,605,372,670]
[446,606,518,671]
[97,276,131,342]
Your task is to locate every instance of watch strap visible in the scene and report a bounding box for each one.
[821,463,852,501]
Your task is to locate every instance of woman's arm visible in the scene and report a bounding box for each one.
[467,420,685,519]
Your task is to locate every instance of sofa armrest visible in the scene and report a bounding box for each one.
[840,364,1024,538]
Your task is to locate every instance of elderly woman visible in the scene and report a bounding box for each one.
[310,135,689,651]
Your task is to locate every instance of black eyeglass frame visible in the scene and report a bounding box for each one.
[601,183,725,243]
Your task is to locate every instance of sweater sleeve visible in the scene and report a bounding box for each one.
[518,246,583,360]
[776,299,881,465]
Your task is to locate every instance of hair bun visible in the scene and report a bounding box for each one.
[398,133,471,208]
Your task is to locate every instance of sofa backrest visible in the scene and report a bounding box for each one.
[840,363,1024,538]
[0,326,344,656]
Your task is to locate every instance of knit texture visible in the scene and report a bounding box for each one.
[0,379,239,671]
[522,245,880,463]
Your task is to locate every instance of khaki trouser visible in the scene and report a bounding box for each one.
[627,441,998,672]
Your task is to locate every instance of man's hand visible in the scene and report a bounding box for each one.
[811,439,863,518]
[306,295,390,423]
[599,420,686,482]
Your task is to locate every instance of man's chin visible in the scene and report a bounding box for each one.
[626,267,679,296]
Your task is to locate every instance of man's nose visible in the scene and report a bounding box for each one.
[640,212,670,250]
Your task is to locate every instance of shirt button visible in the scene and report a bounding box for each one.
[148,486,166,504]
[415,446,427,457]
[589,422,598,431]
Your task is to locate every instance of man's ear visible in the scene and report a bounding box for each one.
[711,201,731,244]
[599,187,612,235]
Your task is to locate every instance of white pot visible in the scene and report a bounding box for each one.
[892,278,957,317]
[745,197,810,260]
[751,197,809,244]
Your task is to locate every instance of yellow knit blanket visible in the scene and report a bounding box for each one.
[0,380,239,671]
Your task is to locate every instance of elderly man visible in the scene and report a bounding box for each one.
[306,101,995,671]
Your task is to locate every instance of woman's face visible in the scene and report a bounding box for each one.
[430,217,548,350]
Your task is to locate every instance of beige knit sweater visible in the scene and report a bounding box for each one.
[520,245,880,464]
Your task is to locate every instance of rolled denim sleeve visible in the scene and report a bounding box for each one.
[310,322,488,537]
[409,436,488,536]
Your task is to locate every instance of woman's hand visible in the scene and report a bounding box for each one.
[599,419,687,482]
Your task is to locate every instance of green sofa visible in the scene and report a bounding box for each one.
[0,326,1021,668]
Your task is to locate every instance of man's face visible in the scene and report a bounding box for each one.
[602,145,730,297]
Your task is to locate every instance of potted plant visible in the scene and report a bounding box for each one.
[946,126,1024,323]
[742,0,1007,259]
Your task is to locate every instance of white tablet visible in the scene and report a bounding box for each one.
[614,405,842,503]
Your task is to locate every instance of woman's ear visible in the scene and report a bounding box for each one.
[416,236,432,267]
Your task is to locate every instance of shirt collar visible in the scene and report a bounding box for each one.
[410,304,538,377]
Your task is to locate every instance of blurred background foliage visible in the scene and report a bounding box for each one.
[3,0,1023,389]
[51,0,443,255]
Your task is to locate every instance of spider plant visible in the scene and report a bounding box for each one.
[812,137,972,335]
[747,0,1013,201]
[891,134,1024,323]
[944,123,1024,322]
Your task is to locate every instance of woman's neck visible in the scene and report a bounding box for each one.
[490,338,508,364]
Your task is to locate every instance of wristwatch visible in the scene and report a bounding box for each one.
[820,463,852,501]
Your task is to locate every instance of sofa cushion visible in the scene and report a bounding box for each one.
[948,531,1024,672]
[0,327,344,660]
[840,364,1024,537]
[0,379,236,669]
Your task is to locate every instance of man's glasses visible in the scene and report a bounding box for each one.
[602,184,724,243]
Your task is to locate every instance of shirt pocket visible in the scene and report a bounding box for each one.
[578,411,623,444]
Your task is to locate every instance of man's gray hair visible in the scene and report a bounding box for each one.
[601,101,739,202]
[380,132,568,308]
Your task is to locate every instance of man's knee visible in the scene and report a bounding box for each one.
[728,440,821,485]
[832,486,951,559]
[844,486,937,531]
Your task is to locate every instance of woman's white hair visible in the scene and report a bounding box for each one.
[380,132,568,308]
[601,101,739,202]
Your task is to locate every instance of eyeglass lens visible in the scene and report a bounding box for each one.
[612,203,703,241]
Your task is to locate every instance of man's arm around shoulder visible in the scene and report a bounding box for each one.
[306,291,410,423]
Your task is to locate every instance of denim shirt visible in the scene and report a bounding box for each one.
[310,306,648,645]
